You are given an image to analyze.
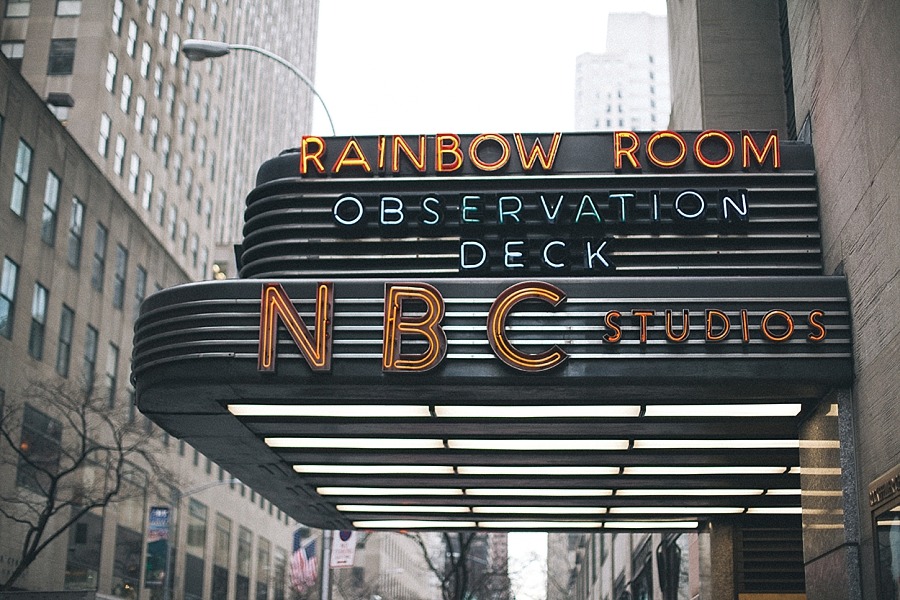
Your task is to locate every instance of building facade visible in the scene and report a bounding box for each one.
[563,1,899,599]
[574,13,670,132]
[0,0,319,279]
[0,0,321,595]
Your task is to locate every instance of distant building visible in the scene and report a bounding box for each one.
[574,13,670,131]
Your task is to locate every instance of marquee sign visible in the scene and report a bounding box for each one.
[240,130,819,279]
[133,131,851,531]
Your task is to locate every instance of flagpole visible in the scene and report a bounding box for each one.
[320,529,333,600]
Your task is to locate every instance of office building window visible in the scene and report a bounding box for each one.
[41,171,61,246]
[175,0,183,17]
[159,13,168,45]
[5,0,30,18]
[146,0,155,24]
[212,514,231,599]
[120,74,132,113]
[187,6,196,36]
[133,266,146,322]
[185,499,207,600]
[177,102,186,133]
[199,247,208,279]
[194,185,202,214]
[98,113,111,157]
[10,139,33,217]
[105,343,119,406]
[165,82,175,116]
[56,304,74,377]
[134,96,145,131]
[111,469,146,595]
[155,190,166,226]
[203,199,212,229]
[273,550,287,600]
[28,283,48,360]
[235,527,252,599]
[48,39,76,75]
[149,116,159,150]
[56,0,81,16]
[190,233,198,268]
[112,0,123,33]
[0,41,24,70]
[112,244,127,309]
[128,153,140,193]
[105,53,117,92]
[153,64,163,97]
[126,20,137,57]
[67,197,84,267]
[142,172,153,211]
[91,223,107,291]
[161,135,170,167]
[256,537,271,600]
[167,206,177,241]
[191,73,200,102]
[170,33,180,66]
[184,169,193,203]
[179,220,188,255]
[1,257,19,339]
[114,134,126,175]
[173,152,182,183]
[202,90,210,120]
[140,42,151,78]
[82,324,98,395]
[16,405,62,494]
[199,137,206,166]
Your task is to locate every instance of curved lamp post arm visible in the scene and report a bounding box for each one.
[182,39,336,136]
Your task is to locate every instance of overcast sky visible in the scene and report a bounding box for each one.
[313,3,666,599]
[313,0,667,136]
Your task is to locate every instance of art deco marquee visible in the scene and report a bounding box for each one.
[133,131,851,530]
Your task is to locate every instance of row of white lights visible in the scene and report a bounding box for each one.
[268,438,799,450]
[230,403,805,529]
[229,403,804,419]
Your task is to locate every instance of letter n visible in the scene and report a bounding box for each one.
[258,282,334,372]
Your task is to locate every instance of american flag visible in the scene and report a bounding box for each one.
[290,530,318,592]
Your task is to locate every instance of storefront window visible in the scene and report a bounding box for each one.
[64,505,103,590]
[876,501,900,600]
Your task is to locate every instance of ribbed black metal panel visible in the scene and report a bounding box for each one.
[133,277,850,390]
[239,173,822,279]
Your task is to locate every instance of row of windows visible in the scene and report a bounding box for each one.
[5,133,160,308]
[1,254,146,399]
[4,0,82,19]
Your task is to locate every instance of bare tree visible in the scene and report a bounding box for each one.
[0,381,173,591]
[407,532,508,600]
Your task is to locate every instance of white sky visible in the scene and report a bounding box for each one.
[313,4,666,599]
[313,0,667,136]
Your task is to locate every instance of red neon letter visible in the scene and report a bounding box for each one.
[258,282,333,372]
[435,134,464,172]
[613,131,641,171]
[332,138,372,173]
[382,283,447,372]
[742,130,781,170]
[392,135,427,173]
[300,136,326,174]
[514,133,561,171]
[487,281,568,372]
[469,133,511,172]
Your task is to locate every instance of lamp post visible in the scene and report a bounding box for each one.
[181,39,336,136]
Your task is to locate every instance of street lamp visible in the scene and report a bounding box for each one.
[181,38,336,136]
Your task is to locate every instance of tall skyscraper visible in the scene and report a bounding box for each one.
[574,12,670,131]
[1,0,319,278]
